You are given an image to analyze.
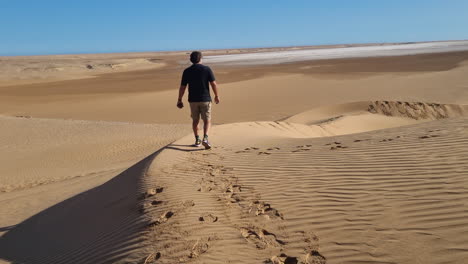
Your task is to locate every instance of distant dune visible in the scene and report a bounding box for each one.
[204,40,468,65]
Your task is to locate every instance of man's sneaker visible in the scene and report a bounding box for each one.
[202,138,211,150]
[194,138,202,147]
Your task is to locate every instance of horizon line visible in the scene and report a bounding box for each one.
[1,39,467,58]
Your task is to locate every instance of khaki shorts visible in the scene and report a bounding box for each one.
[190,102,212,121]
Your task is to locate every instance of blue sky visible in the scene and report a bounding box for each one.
[1,0,467,56]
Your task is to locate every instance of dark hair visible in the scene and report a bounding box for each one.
[190,51,202,64]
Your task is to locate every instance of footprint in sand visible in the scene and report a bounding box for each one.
[268,248,326,264]
[267,147,281,151]
[353,138,371,142]
[326,142,342,147]
[224,191,242,204]
[269,253,298,264]
[379,138,393,142]
[298,231,326,264]
[292,148,311,153]
[243,147,259,151]
[258,151,272,155]
[197,178,214,192]
[181,200,195,207]
[148,211,174,227]
[138,200,164,213]
[330,145,348,150]
[189,237,212,259]
[199,213,218,223]
[304,250,326,264]
[249,201,284,220]
[225,183,242,193]
[268,251,326,264]
[419,134,440,139]
[240,226,284,249]
[151,200,163,206]
[143,252,161,264]
[198,185,213,192]
[139,186,164,200]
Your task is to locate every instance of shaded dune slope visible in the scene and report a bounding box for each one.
[0,152,159,264]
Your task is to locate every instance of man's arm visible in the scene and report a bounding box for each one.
[178,85,187,101]
[177,85,186,108]
[178,69,188,107]
[210,81,219,104]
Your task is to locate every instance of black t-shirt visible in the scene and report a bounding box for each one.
[181,64,215,102]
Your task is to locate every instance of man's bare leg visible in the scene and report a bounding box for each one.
[202,119,212,149]
[192,119,200,137]
[203,119,211,137]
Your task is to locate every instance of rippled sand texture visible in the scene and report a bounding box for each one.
[138,102,468,264]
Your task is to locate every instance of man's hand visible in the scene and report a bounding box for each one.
[177,100,184,109]
[214,96,220,104]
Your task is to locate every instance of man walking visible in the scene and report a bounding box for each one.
[177,51,219,149]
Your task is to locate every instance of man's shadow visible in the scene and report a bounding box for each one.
[165,144,205,152]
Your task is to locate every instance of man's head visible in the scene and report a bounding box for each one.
[190,51,202,64]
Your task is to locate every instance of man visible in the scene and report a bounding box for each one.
[177,51,219,149]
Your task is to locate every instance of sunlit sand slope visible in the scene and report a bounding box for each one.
[285,101,468,135]
[137,113,468,263]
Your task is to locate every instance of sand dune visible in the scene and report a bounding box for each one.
[0,116,188,193]
[2,46,468,264]
[0,56,166,87]
[0,117,189,263]
[285,101,468,136]
[2,51,468,124]
[138,115,468,263]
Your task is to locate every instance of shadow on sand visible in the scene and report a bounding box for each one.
[165,145,205,152]
[0,151,161,264]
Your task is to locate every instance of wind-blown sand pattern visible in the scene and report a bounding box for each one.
[1,42,468,263]
[135,102,468,264]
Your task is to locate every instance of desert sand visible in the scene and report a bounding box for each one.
[1,41,468,264]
